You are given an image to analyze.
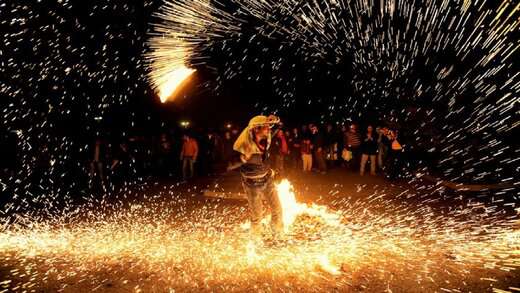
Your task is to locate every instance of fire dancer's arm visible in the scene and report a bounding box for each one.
[226,153,250,171]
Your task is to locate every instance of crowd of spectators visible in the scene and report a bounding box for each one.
[83,121,406,193]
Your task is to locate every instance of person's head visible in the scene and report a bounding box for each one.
[253,125,270,139]
[183,134,190,141]
[388,129,397,139]
[350,124,357,133]
[284,130,290,137]
[367,125,373,134]
[310,125,318,134]
[293,127,299,135]
[248,115,280,139]
[224,131,231,139]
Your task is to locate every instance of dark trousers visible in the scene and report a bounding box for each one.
[314,150,327,172]
[386,150,403,179]
[346,146,361,171]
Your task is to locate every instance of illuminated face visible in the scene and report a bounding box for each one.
[367,126,373,133]
[255,125,270,138]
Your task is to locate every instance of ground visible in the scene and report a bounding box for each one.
[0,168,519,292]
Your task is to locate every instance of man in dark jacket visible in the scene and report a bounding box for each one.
[360,125,378,176]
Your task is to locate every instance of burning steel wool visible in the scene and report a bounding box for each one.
[0,179,519,292]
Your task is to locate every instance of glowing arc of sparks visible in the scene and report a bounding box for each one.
[157,66,196,103]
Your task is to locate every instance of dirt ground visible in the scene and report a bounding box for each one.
[1,168,519,292]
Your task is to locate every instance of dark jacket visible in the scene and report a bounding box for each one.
[361,135,378,155]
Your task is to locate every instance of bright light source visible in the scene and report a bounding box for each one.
[158,66,196,103]
[180,121,191,128]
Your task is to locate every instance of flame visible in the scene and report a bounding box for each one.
[275,179,343,274]
[275,179,342,232]
[317,255,341,275]
[157,66,196,103]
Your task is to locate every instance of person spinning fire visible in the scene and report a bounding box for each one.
[230,115,284,243]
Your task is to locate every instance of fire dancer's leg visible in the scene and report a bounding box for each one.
[242,182,264,239]
[264,180,283,239]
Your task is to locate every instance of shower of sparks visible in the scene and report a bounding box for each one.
[146,0,239,101]
[147,0,519,183]
[0,179,519,291]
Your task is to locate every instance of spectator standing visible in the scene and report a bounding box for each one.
[222,131,235,167]
[301,136,313,172]
[310,125,327,174]
[360,125,378,176]
[200,131,220,176]
[386,129,404,180]
[270,130,288,174]
[324,124,339,168]
[377,127,390,171]
[288,127,301,170]
[156,133,173,177]
[180,134,199,181]
[344,124,361,171]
